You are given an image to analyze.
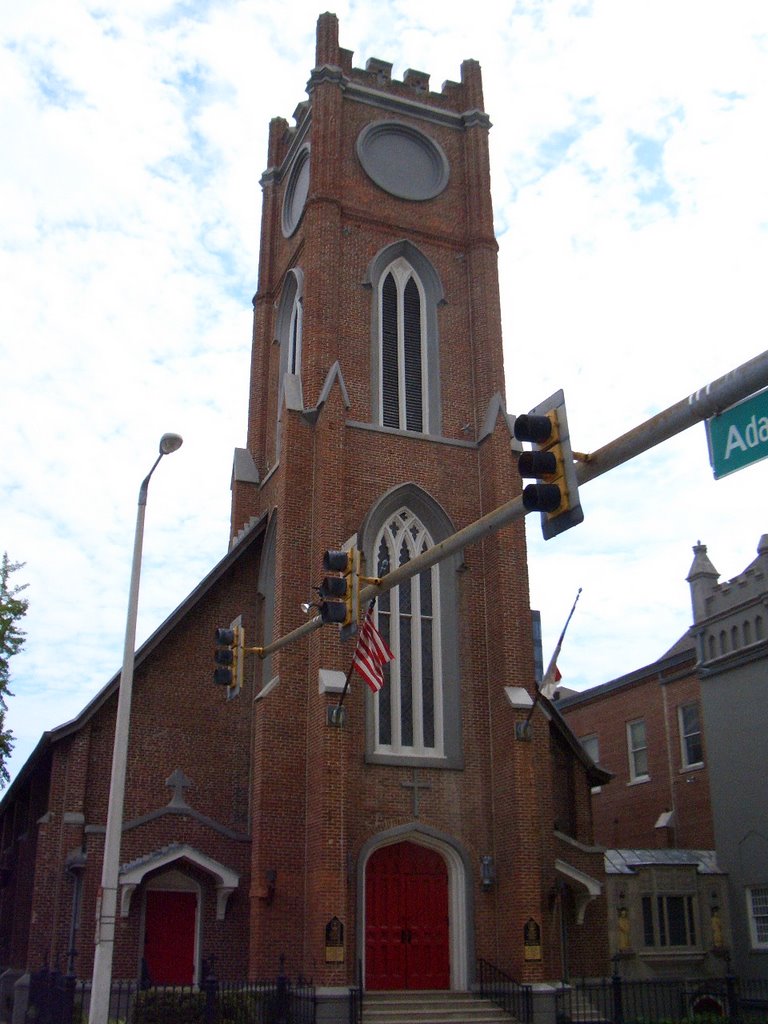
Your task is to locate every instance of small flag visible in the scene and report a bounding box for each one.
[352,609,394,693]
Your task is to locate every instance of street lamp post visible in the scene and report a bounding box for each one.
[88,433,183,1024]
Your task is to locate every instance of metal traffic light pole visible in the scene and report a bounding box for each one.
[257,349,768,662]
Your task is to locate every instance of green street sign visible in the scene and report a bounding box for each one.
[707,387,768,479]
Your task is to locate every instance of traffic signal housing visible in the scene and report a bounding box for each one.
[213,623,244,696]
[319,548,359,635]
[514,389,584,540]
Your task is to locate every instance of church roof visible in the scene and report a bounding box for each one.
[555,638,696,710]
[0,512,268,812]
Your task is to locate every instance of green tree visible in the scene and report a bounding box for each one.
[0,554,27,785]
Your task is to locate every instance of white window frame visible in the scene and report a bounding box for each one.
[378,258,428,433]
[678,702,704,769]
[627,718,649,782]
[372,508,443,759]
[747,886,768,949]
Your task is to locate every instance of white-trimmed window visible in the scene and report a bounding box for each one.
[678,702,703,768]
[747,886,768,948]
[373,508,443,758]
[627,718,649,781]
[379,258,427,432]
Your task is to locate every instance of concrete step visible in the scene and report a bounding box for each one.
[362,991,519,1024]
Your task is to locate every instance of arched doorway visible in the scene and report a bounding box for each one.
[365,841,450,990]
[143,871,199,986]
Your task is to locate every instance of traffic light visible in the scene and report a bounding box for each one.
[213,623,244,695]
[514,389,584,540]
[319,548,358,632]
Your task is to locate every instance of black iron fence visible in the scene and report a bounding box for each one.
[347,959,362,1024]
[556,973,768,1024]
[24,967,317,1024]
[476,957,534,1022]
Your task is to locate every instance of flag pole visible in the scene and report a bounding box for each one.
[522,587,582,730]
[540,586,582,696]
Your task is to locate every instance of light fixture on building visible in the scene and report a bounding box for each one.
[480,855,496,890]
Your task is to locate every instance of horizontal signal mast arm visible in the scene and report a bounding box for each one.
[576,348,768,486]
[258,349,768,662]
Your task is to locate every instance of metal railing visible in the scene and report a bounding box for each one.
[24,968,317,1024]
[555,973,768,1024]
[476,958,533,1022]
[348,959,363,1024]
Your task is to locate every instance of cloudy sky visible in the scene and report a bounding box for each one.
[2,0,767,785]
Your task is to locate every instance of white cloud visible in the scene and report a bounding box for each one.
[2,0,768,782]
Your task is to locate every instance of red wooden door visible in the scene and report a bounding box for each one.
[365,842,450,990]
[144,890,197,985]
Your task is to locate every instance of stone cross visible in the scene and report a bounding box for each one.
[165,768,193,808]
[401,767,431,818]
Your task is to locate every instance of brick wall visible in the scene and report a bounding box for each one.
[560,654,715,850]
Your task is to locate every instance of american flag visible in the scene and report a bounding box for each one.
[352,608,394,693]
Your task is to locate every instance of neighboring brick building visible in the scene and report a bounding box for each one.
[556,637,713,852]
[0,14,612,1015]
[559,535,768,982]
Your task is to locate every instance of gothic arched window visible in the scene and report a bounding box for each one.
[286,289,302,377]
[380,260,425,432]
[373,508,442,757]
[366,241,443,436]
[275,269,304,458]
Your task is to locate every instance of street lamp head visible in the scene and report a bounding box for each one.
[159,433,183,455]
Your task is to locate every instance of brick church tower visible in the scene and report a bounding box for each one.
[229,12,607,996]
[0,12,609,1014]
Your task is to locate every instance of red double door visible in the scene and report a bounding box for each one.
[365,841,450,990]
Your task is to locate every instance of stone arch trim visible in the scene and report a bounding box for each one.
[274,268,305,347]
[359,482,456,553]
[359,484,463,768]
[275,269,305,456]
[119,843,239,921]
[357,824,475,990]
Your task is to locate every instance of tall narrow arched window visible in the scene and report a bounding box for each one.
[287,290,302,377]
[380,260,425,432]
[366,241,443,435]
[274,269,304,458]
[373,508,443,758]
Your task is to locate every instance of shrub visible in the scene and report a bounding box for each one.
[131,989,206,1024]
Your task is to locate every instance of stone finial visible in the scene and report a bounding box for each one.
[316,12,340,67]
[757,534,768,557]
[687,541,720,624]
[687,541,719,582]
[461,58,484,110]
